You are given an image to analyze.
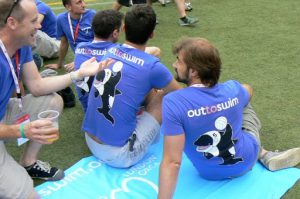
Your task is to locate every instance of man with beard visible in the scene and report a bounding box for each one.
[158,37,300,199]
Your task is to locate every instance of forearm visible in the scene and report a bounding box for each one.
[158,161,180,199]
[0,124,21,139]
[57,38,69,67]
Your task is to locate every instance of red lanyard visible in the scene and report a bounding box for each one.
[15,50,21,80]
[68,13,82,44]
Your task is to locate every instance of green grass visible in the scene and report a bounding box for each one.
[7,0,300,198]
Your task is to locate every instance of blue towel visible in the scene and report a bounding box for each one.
[36,139,300,199]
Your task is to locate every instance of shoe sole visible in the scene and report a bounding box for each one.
[267,148,300,171]
[31,169,65,181]
[179,20,199,27]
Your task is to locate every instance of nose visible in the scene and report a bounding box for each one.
[81,1,86,7]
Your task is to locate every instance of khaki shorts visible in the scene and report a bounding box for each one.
[0,93,62,199]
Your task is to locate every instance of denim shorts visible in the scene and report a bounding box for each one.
[85,111,160,168]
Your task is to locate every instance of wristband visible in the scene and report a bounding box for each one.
[20,123,26,138]
[70,71,82,83]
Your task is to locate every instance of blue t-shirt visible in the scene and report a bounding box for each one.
[36,0,57,38]
[82,44,173,146]
[57,9,95,52]
[162,80,259,180]
[0,46,33,120]
[74,41,117,112]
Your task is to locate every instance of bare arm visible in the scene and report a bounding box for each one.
[242,83,253,100]
[159,134,185,199]
[162,79,182,95]
[45,36,69,69]
[23,57,111,96]
[37,13,44,26]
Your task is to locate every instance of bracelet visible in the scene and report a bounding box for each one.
[20,123,26,138]
[70,71,79,83]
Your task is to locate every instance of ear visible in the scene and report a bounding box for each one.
[149,32,154,39]
[5,17,18,30]
[65,4,72,11]
[112,29,119,39]
[189,68,198,78]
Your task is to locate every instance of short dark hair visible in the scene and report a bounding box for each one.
[92,10,123,39]
[124,4,156,45]
[62,0,71,7]
[173,37,222,87]
[0,0,24,28]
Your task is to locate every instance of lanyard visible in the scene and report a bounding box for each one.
[0,39,23,110]
[15,50,21,80]
[68,13,82,44]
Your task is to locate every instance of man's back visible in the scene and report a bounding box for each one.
[74,41,118,111]
[162,80,259,180]
[83,44,173,146]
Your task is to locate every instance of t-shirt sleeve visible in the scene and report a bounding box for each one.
[21,46,33,63]
[162,94,185,136]
[37,2,47,15]
[149,61,173,89]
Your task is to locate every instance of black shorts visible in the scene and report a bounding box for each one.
[117,0,147,7]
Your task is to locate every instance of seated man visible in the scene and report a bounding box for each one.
[0,0,107,198]
[82,5,181,168]
[74,9,123,112]
[32,0,60,60]
[158,37,300,198]
[74,9,161,112]
[46,0,95,71]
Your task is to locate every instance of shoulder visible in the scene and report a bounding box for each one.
[57,12,68,20]
[85,9,96,17]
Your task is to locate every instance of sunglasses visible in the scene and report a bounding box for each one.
[5,0,20,24]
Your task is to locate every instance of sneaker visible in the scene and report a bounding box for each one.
[159,0,171,6]
[260,148,300,171]
[179,16,199,26]
[185,2,193,11]
[40,69,58,78]
[24,160,65,181]
[33,54,44,70]
[57,87,76,108]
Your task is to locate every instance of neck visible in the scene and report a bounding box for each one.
[188,78,204,87]
[69,12,82,20]
[124,41,146,52]
[0,31,19,57]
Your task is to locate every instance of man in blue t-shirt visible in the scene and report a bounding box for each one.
[45,0,95,71]
[158,37,300,198]
[74,10,123,112]
[82,5,181,168]
[32,0,60,59]
[0,1,108,198]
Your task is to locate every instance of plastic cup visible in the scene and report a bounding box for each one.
[38,110,60,142]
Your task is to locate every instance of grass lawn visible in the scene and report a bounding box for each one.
[7,0,300,198]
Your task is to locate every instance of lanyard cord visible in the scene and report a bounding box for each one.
[0,39,22,110]
[68,13,82,44]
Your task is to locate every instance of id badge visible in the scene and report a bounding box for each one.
[14,112,30,146]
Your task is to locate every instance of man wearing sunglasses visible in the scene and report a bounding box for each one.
[0,0,107,198]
